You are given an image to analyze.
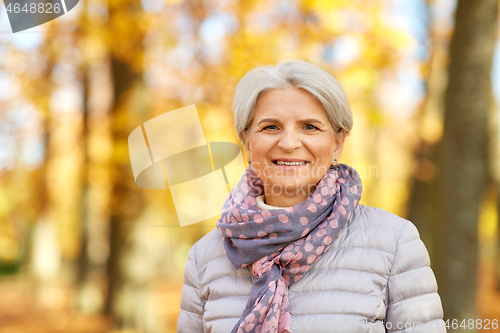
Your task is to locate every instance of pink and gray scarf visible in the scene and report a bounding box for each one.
[217,163,362,333]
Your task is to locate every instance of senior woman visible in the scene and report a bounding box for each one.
[177,60,446,333]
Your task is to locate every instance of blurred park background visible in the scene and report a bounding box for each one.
[1,0,500,332]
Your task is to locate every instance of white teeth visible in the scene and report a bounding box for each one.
[275,161,307,166]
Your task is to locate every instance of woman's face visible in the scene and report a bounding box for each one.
[242,86,345,207]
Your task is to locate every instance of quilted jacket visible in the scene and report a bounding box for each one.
[177,202,447,333]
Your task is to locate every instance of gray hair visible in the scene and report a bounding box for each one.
[233,60,353,146]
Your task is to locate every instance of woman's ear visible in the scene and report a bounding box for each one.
[332,129,346,163]
[242,131,251,163]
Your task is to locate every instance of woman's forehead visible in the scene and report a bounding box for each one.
[253,88,329,121]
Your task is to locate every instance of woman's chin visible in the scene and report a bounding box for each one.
[264,181,316,196]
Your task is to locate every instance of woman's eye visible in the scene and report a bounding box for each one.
[263,125,278,130]
[263,125,318,131]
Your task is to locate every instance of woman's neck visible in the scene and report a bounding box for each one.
[263,192,310,207]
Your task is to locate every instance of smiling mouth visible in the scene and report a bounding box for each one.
[272,160,309,166]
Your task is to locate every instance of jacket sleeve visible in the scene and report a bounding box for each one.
[177,243,205,333]
[385,221,447,333]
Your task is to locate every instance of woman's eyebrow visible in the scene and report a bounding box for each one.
[257,118,280,125]
[298,118,324,125]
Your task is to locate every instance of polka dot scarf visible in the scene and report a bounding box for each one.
[217,163,362,333]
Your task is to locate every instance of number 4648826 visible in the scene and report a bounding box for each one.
[5,2,62,14]
[444,319,498,330]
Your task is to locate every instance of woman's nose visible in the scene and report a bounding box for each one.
[277,129,301,151]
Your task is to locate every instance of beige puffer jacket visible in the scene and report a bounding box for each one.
[177,203,447,333]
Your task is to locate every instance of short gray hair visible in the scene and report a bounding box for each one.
[233,60,353,146]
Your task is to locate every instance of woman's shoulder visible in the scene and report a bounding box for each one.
[186,229,251,284]
[190,228,226,260]
[345,203,422,254]
[186,228,236,276]
[352,203,415,232]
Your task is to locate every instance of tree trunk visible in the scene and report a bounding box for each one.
[103,0,146,327]
[432,0,498,326]
[104,62,142,312]
[76,62,93,308]
[406,0,445,260]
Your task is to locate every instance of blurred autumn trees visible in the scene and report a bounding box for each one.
[435,0,497,323]
[0,0,499,332]
[407,0,499,326]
